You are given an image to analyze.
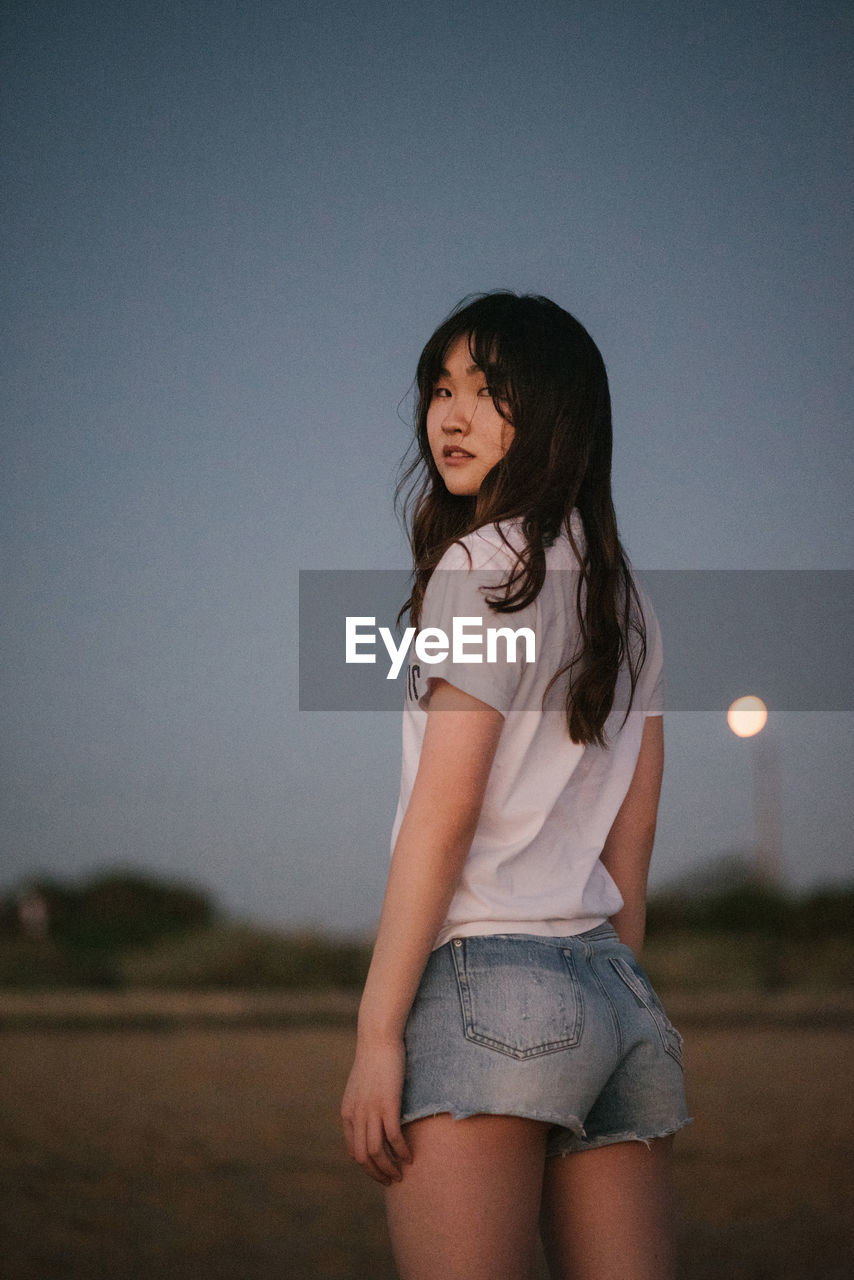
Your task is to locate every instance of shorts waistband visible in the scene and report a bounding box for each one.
[578,922,621,942]
[469,922,622,948]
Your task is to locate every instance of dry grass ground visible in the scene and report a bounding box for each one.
[0,1018,851,1279]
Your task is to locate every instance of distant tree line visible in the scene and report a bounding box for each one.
[0,868,374,989]
[0,866,850,990]
[0,869,217,951]
[3,867,853,948]
[646,880,854,938]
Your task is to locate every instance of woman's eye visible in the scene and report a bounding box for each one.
[433,386,451,398]
[478,386,493,396]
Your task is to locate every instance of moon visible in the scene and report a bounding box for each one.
[727,695,768,738]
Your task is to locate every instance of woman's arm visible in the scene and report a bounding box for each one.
[341,678,505,1185]
[599,714,664,957]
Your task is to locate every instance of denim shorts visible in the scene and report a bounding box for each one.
[400,923,691,1156]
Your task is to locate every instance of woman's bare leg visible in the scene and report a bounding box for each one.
[384,1113,549,1280]
[540,1136,676,1280]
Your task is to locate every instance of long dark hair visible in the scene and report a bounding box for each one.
[396,291,646,747]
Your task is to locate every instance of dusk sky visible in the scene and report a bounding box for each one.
[3,0,852,932]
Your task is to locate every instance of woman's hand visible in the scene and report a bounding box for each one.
[341,1035,412,1186]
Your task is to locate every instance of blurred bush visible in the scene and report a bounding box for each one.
[646,878,854,939]
[118,924,371,989]
[0,868,372,990]
[0,868,216,952]
[0,936,122,988]
[644,867,854,992]
[0,868,216,988]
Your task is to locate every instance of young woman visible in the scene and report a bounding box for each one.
[341,292,690,1280]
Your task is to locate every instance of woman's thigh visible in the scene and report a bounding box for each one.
[540,1135,676,1280]
[384,1112,550,1280]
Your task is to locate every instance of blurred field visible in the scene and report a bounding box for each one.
[1,1013,852,1279]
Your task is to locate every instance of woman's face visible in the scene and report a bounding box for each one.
[426,334,514,496]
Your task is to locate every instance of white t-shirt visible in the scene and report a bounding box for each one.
[390,514,664,951]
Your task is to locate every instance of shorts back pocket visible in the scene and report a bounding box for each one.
[451,936,583,1060]
[610,955,684,1067]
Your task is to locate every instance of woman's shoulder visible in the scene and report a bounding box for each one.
[435,519,528,573]
[436,512,587,573]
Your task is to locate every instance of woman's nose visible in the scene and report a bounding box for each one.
[442,396,475,432]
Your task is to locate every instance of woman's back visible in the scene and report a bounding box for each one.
[393,512,664,948]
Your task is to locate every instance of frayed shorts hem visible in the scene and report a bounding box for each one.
[400,1103,586,1136]
[548,1115,694,1157]
[400,1105,693,1157]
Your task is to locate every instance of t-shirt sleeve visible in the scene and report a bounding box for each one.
[416,536,535,717]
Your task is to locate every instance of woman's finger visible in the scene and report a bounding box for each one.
[367,1113,402,1183]
[383,1111,412,1166]
[346,1108,394,1186]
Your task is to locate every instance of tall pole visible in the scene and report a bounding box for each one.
[728,695,785,989]
[752,727,781,888]
[727,695,781,886]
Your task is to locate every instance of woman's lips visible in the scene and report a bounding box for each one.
[443,446,474,462]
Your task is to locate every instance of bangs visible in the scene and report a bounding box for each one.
[418,307,524,407]
[466,326,518,404]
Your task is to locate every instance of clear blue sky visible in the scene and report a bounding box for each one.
[3,0,852,931]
